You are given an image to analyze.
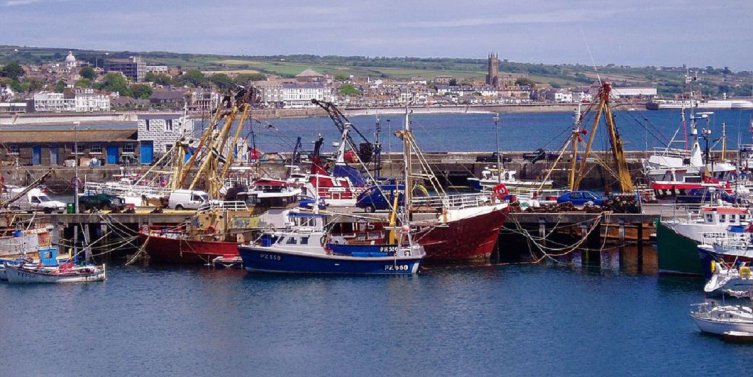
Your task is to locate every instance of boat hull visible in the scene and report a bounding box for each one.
[138,232,239,265]
[238,245,422,275]
[4,265,106,284]
[415,204,508,262]
[656,220,705,276]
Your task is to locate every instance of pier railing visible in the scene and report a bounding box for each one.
[411,192,490,210]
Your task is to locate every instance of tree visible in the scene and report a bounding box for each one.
[130,84,153,99]
[1,62,24,80]
[79,66,95,80]
[334,74,348,82]
[55,80,67,93]
[20,77,45,92]
[208,73,233,90]
[145,72,173,86]
[234,73,266,85]
[515,77,536,87]
[180,69,205,87]
[448,78,458,86]
[97,72,131,96]
[339,84,360,96]
[75,79,91,88]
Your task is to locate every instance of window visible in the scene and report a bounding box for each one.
[165,119,173,132]
[8,145,19,155]
[75,144,85,155]
[145,119,150,132]
[286,237,298,245]
[90,144,102,154]
[123,144,135,155]
[720,214,727,223]
[300,237,309,245]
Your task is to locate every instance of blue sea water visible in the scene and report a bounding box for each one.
[2,263,753,376]
[245,108,753,154]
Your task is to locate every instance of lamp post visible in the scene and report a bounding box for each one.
[74,121,79,213]
[493,113,501,183]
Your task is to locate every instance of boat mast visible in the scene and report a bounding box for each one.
[568,105,581,191]
[403,103,412,217]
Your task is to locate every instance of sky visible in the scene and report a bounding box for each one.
[2,0,753,70]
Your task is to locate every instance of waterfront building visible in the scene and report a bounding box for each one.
[0,102,28,113]
[137,112,194,163]
[104,56,146,82]
[612,87,658,100]
[0,126,138,166]
[486,52,500,88]
[255,80,334,108]
[33,89,110,113]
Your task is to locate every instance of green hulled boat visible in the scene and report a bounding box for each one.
[656,219,704,276]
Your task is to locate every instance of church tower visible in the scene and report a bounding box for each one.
[486,53,499,88]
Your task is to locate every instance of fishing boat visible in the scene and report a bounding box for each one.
[238,211,425,275]
[656,205,750,275]
[138,178,301,264]
[2,246,105,284]
[394,106,508,263]
[690,301,753,339]
[468,167,553,194]
[4,262,106,284]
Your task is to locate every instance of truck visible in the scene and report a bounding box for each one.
[76,193,128,212]
[4,187,66,213]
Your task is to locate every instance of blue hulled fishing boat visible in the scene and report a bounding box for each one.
[238,212,424,275]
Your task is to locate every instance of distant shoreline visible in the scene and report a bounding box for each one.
[249,103,586,119]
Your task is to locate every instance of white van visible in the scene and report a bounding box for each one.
[168,189,209,210]
[5,187,66,213]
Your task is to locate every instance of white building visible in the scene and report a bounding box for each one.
[255,80,334,108]
[612,87,657,99]
[146,65,169,74]
[33,89,110,112]
[65,51,78,70]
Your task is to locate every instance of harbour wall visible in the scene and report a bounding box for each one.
[3,150,726,193]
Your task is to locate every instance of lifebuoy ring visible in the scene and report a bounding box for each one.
[492,183,509,200]
[205,225,216,234]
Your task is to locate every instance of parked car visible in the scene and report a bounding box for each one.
[475,152,512,163]
[556,191,605,206]
[76,193,127,212]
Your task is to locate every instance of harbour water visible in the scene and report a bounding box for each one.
[249,108,753,154]
[3,262,753,376]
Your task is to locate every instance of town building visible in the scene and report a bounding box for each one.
[33,89,111,112]
[104,56,146,82]
[486,53,500,88]
[137,112,194,163]
[255,79,334,108]
[0,125,138,167]
[64,51,78,71]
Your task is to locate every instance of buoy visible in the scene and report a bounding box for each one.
[741,266,751,279]
[710,260,716,273]
[493,183,509,200]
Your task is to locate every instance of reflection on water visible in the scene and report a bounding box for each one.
[2,254,749,376]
